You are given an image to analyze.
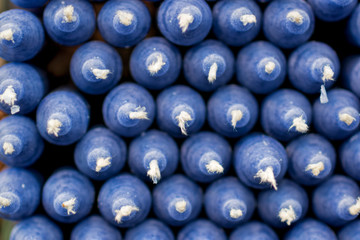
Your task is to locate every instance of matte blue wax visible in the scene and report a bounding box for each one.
[340,132,360,181]
[313,88,360,140]
[313,175,360,227]
[11,0,48,8]
[98,0,151,47]
[43,0,95,46]
[347,4,360,47]
[181,131,231,183]
[0,9,44,62]
[230,221,279,240]
[212,0,262,47]
[130,37,181,90]
[71,215,122,240]
[342,56,360,98]
[287,134,336,186]
[263,0,315,49]
[42,168,95,223]
[284,218,337,240]
[102,83,155,138]
[236,41,286,94]
[74,126,127,181]
[308,0,356,22]
[153,174,202,226]
[338,220,360,240]
[70,41,123,95]
[125,219,175,240]
[0,116,44,167]
[177,219,227,240]
[98,174,151,228]
[10,215,63,240]
[261,89,312,142]
[204,177,256,228]
[157,0,212,46]
[157,85,206,138]
[36,90,90,146]
[183,39,234,92]
[207,84,258,138]
[258,179,309,228]
[129,130,179,184]
[0,168,41,220]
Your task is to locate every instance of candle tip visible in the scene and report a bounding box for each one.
[62,5,77,23]
[265,61,276,74]
[115,205,139,223]
[289,115,309,133]
[176,111,192,136]
[230,208,243,219]
[279,205,296,226]
[177,13,194,33]
[0,196,11,208]
[129,106,149,120]
[339,113,356,126]
[116,10,134,26]
[2,142,15,155]
[92,68,111,80]
[175,199,187,213]
[287,11,304,24]
[205,160,224,174]
[208,63,218,83]
[147,160,161,184]
[0,29,15,43]
[240,14,256,26]
[95,157,112,172]
[254,167,278,190]
[320,85,329,104]
[61,197,77,215]
[148,54,166,75]
[349,197,360,216]
[231,109,243,129]
[47,119,62,137]
[305,161,325,176]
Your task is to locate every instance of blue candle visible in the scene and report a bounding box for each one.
[288,41,340,104]
[157,85,206,138]
[177,219,227,240]
[307,0,357,22]
[261,89,312,142]
[125,219,175,240]
[313,88,360,141]
[230,221,279,240]
[287,134,336,186]
[347,4,360,47]
[207,84,258,138]
[130,37,181,90]
[10,215,63,240]
[71,215,122,240]
[0,168,41,220]
[74,126,127,181]
[98,0,151,47]
[343,56,360,98]
[340,132,360,181]
[313,175,360,227]
[0,9,44,62]
[70,41,122,95]
[284,218,337,240]
[43,0,95,46]
[234,133,288,190]
[10,0,48,8]
[98,174,151,228]
[204,177,256,228]
[212,0,262,47]
[129,129,179,184]
[0,116,44,167]
[42,168,95,223]
[103,83,155,138]
[0,62,47,115]
[153,174,202,226]
[338,220,360,240]
[263,0,315,49]
[183,39,235,92]
[181,131,231,183]
[36,90,90,146]
[157,0,212,46]
[236,41,286,95]
[258,179,309,228]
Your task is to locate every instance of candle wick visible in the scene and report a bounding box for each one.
[148,54,166,75]
[230,208,243,219]
[91,68,111,80]
[289,115,309,133]
[339,113,356,126]
[175,199,187,213]
[254,167,278,190]
[322,65,334,82]
[129,106,149,120]
[349,197,360,215]
[320,85,329,104]
[177,13,194,33]
[116,10,134,26]
[240,14,256,26]
[287,11,304,25]
[176,111,193,136]
[279,205,296,226]
[147,160,161,184]
[47,119,62,137]
[305,161,325,176]
[231,109,243,129]
[265,61,276,74]
[2,142,15,155]
[95,157,112,172]
[0,29,15,43]
[208,63,218,83]
[0,196,11,208]
[61,197,77,215]
[205,160,224,174]
[62,5,77,23]
[115,205,139,223]
[0,85,20,114]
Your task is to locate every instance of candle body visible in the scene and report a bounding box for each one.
[347,4,360,47]
[236,41,286,94]
[130,37,181,90]
[342,56,360,98]
[103,83,155,137]
[11,0,48,8]
[0,116,44,167]
[70,41,122,95]
[308,0,356,22]
[340,132,360,181]
[177,219,227,240]
[284,218,337,240]
[125,219,175,240]
[0,9,44,61]
[230,221,279,240]
[338,220,360,240]
[37,90,90,145]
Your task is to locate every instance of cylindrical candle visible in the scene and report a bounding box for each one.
[124,219,175,240]
[342,55,360,98]
[347,4,360,47]
[10,0,47,8]
[338,220,360,240]
[230,221,279,240]
[284,218,337,240]
[308,0,357,22]
[177,219,227,240]
[340,132,360,181]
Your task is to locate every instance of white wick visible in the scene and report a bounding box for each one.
[322,65,334,82]
[177,13,194,33]
[176,111,192,136]
[115,205,139,223]
[305,161,324,176]
[287,11,303,24]
[320,85,329,104]
[339,113,356,126]
[147,160,161,184]
[279,205,296,226]
[265,61,276,74]
[62,198,76,215]
[254,167,277,190]
[0,29,14,43]
[148,54,166,75]
[289,115,308,133]
[208,63,218,83]
[175,200,187,213]
[240,14,257,26]
[0,196,11,208]
[116,10,134,26]
[62,5,76,23]
[0,86,20,114]
[231,110,243,129]
[92,69,110,80]
[349,197,360,216]
[205,160,224,174]
[2,142,15,155]
[95,157,111,172]
[230,208,243,219]
[129,106,149,120]
[47,119,62,137]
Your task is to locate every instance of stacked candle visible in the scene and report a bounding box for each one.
[1,0,360,239]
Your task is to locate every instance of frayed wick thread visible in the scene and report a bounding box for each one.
[148,54,166,75]
[147,160,161,184]
[0,196,11,208]
[95,157,111,172]
[116,10,134,26]
[92,68,111,80]
[265,61,276,74]
[208,63,218,83]
[320,65,334,104]
[175,199,187,213]
[320,85,328,104]
[289,115,309,133]
[287,11,303,24]
[177,13,194,33]
[62,5,77,23]
[0,29,15,43]
[240,14,256,26]
[254,167,278,190]
[47,119,62,137]
[205,160,224,174]
[339,113,356,126]
[62,198,77,215]
[0,86,20,114]
[2,142,15,155]
[115,205,139,223]
[129,106,149,120]
[230,208,243,219]
[176,111,192,136]
[231,110,243,129]
[279,205,296,226]
[305,161,324,176]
